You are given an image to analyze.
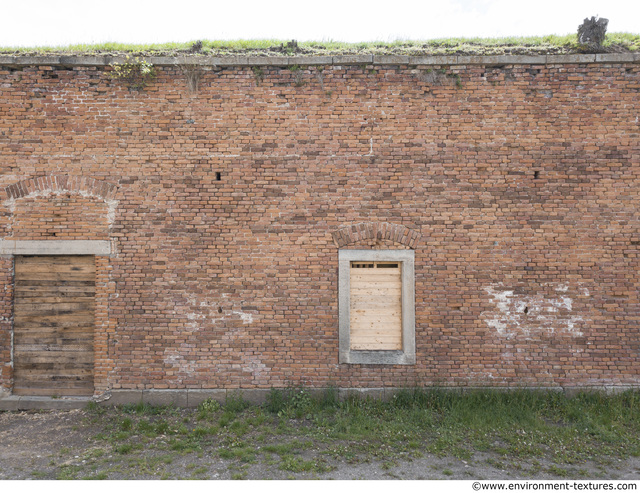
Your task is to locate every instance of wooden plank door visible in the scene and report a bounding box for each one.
[13,255,95,396]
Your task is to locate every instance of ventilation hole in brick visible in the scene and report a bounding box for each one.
[534,171,540,180]
[218,306,223,313]
[524,306,529,314]
[215,172,221,181]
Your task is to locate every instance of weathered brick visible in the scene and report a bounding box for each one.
[0,60,638,396]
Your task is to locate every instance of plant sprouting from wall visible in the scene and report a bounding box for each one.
[415,68,462,88]
[252,66,265,85]
[180,64,203,94]
[315,66,325,90]
[289,65,304,87]
[109,55,156,90]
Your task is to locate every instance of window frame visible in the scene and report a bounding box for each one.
[338,249,416,365]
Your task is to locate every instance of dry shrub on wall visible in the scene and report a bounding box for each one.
[180,65,204,94]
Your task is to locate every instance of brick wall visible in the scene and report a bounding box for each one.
[0,58,638,392]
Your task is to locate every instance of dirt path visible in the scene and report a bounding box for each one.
[2,409,639,480]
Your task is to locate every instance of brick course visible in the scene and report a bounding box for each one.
[0,58,638,394]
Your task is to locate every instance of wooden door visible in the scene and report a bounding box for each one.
[13,255,95,396]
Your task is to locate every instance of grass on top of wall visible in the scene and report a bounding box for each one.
[1,33,639,56]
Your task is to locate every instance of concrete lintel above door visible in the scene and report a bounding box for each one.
[0,240,111,256]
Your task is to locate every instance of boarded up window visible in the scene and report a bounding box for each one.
[13,255,95,396]
[350,262,402,350]
[338,249,415,365]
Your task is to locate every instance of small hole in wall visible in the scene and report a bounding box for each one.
[533,171,540,180]
[523,306,529,314]
[218,306,223,313]
[215,172,221,181]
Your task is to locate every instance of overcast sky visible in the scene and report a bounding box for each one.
[1,0,638,47]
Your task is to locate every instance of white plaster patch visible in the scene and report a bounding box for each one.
[183,312,203,332]
[5,198,15,214]
[464,369,505,384]
[0,175,19,188]
[76,189,119,228]
[483,285,585,339]
[3,198,15,234]
[173,293,266,384]
[242,354,268,381]
[105,199,118,226]
[163,348,208,375]
[485,319,507,335]
[232,311,254,324]
[163,349,180,367]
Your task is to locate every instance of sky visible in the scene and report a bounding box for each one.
[0,0,638,47]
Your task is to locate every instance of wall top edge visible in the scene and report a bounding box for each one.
[0,53,637,68]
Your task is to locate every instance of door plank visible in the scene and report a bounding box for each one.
[13,255,95,397]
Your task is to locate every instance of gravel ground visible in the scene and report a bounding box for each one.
[1,409,640,480]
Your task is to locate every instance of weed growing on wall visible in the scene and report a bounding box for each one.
[251,66,265,85]
[288,65,305,87]
[415,68,462,88]
[109,55,156,90]
[315,66,325,90]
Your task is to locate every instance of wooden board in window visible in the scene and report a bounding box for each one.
[350,261,402,350]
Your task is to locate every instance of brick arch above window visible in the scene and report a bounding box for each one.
[3,175,118,202]
[332,222,421,249]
